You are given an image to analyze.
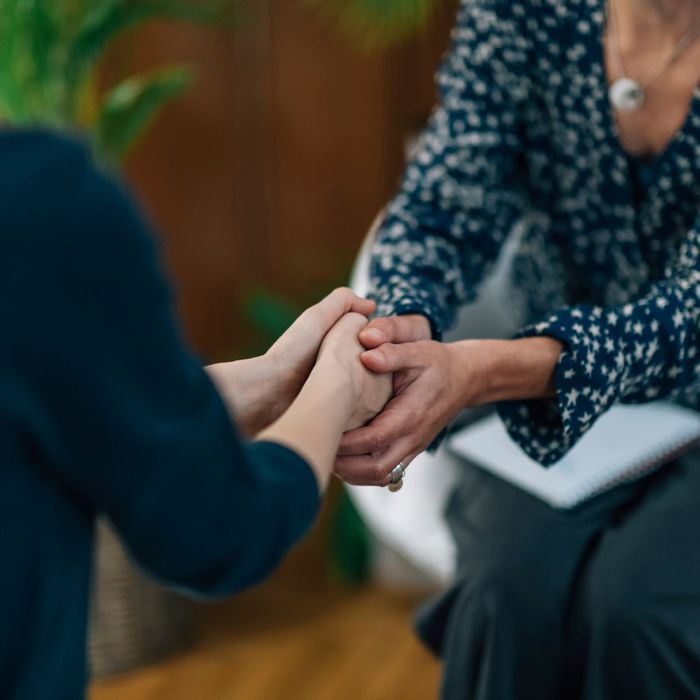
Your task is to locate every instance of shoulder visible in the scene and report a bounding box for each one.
[0,128,158,270]
[450,0,540,58]
[446,0,599,85]
[0,128,94,207]
[454,0,586,31]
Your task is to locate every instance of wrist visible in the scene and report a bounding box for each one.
[304,357,356,421]
[207,355,279,436]
[449,336,563,407]
[261,350,295,418]
[445,340,493,407]
[457,337,563,404]
[259,359,354,492]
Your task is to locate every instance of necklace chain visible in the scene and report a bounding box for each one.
[607,0,700,90]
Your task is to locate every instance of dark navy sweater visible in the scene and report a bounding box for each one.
[0,129,319,699]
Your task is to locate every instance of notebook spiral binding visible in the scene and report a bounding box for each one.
[570,437,700,507]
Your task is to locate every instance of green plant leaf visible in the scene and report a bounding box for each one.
[95,64,194,162]
[244,289,300,347]
[305,0,443,47]
[70,0,233,75]
[331,490,371,584]
[0,1,24,119]
[64,0,234,119]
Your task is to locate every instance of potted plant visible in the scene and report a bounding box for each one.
[0,0,236,161]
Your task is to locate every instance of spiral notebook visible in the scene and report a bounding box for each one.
[448,402,700,509]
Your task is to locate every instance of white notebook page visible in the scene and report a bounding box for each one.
[449,402,700,509]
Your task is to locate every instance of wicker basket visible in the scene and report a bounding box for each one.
[89,519,193,679]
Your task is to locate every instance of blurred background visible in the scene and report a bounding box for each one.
[0,0,459,696]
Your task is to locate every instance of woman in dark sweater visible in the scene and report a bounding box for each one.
[0,128,391,699]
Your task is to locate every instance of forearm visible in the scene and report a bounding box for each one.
[257,365,354,492]
[206,357,279,437]
[450,337,563,406]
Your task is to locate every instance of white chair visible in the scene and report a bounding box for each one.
[346,214,523,590]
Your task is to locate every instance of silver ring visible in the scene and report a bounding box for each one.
[388,462,406,492]
[389,462,405,484]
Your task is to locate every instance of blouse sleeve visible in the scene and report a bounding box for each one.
[368,0,530,337]
[499,219,700,466]
[9,134,320,598]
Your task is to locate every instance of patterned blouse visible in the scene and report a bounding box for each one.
[368,0,700,465]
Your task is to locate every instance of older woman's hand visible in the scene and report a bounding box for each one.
[333,338,480,486]
[336,314,563,485]
[333,311,454,486]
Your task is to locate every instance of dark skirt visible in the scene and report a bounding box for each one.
[417,448,700,700]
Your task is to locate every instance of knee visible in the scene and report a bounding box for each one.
[461,553,565,624]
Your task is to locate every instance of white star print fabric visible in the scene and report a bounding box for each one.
[368,0,700,465]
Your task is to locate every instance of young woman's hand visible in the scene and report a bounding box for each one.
[314,313,393,431]
[266,288,376,412]
[207,288,375,435]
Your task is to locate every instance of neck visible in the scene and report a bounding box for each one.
[636,0,699,28]
[612,0,700,53]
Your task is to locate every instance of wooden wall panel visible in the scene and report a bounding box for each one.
[266,3,406,295]
[110,1,456,360]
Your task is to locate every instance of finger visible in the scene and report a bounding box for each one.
[360,341,432,374]
[348,296,376,317]
[334,441,418,486]
[327,287,375,318]
[334,456,391,487]
[330,311,370,339]
[336,446,420,487]
[358,314,431,349]
[296,288,368,343]
[338,396,420,455]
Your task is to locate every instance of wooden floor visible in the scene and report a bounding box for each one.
[90,503,442,700]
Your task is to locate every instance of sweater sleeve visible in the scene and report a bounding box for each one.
[368,0,529,337]
[499,219,700,466]
[9,133,320,598]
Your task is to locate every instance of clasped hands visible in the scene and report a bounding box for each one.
[335,312,478,487]
[208,288,485,488]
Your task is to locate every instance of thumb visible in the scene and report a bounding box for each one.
[360,342,429,373]
[358,314,431,349]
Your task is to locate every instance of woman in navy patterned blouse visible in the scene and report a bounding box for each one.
[335,0,700,697]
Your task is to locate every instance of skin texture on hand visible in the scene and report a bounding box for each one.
[316,313,393,431]
[266,288,377,411]
[358,314,432,349]
[206,287,376,436]
[335,337,478,486]
[337,313,563,487]
[258,313,393,491]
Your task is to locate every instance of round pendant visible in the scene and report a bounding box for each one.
[609,78,645,112]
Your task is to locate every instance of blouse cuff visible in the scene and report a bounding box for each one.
[371,282,448,341]
[498,306,627,466]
